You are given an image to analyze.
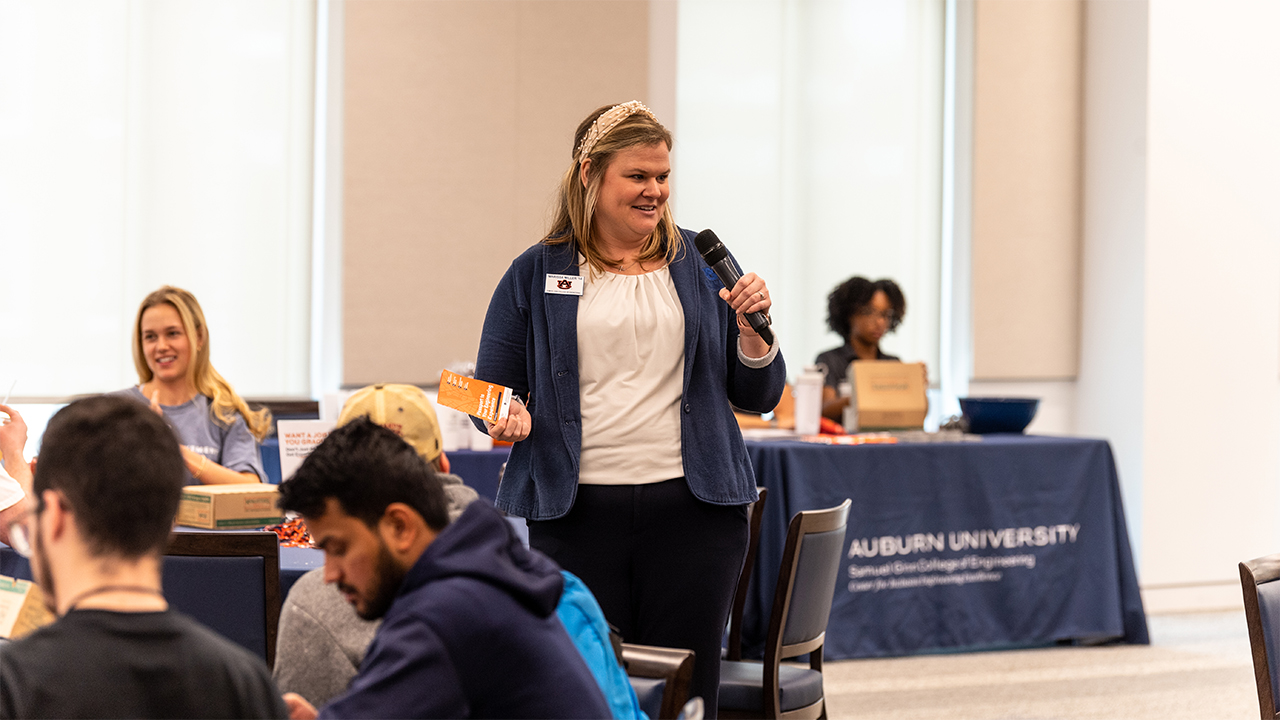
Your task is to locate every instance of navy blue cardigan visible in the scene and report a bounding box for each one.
[473,229,787,520]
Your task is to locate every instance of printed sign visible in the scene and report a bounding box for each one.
[844,523,1081,594]
[278,419,337,481]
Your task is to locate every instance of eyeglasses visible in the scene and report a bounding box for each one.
[855,309,897,324]
[6,509,35,558]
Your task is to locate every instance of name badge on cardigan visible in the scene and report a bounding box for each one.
[545,274,584,296]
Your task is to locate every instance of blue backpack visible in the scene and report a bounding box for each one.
[557,571,647,720]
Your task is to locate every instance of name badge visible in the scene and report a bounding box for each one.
[545,273,584,296]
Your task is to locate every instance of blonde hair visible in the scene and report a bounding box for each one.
[544,103,683,272]
[132,286,272,442]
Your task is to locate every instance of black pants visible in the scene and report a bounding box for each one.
[530,478,748,717]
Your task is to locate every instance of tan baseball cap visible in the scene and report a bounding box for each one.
[337,384,443,464]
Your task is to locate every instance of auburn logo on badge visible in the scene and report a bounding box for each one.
[545,273,584,295]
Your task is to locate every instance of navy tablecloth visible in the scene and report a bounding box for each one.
[261,438,509,501]
[741,435,1149,660]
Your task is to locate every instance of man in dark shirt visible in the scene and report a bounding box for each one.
[277,418,610,720]
[0,395,287,719]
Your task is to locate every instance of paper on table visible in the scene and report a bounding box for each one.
[739,428,800,440]
[0,575,54,639]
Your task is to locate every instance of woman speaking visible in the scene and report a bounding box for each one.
[474,101,786,713]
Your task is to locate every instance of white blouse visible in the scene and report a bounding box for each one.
[0,462,24,513]
[576,265,686,485]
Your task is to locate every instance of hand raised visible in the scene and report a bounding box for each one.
[0,404,28,463]
[148,389,164,417]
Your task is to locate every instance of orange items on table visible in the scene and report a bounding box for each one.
[799,433,898,445]
[266,516,313,548]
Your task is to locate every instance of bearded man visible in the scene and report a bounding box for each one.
[276,417,609,720]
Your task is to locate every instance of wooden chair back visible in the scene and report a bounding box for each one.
[726,486,768,661]
[165,531,281,668]
[763,498,850,718]
[622,642,695,720]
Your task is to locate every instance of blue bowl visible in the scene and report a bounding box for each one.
[959,397,1040,434]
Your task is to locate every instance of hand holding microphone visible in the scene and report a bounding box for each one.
[693,229,775,347]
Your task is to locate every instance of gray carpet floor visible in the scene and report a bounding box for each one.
[819,611,1257,719]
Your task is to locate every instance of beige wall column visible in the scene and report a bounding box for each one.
[970,0,1084,382]
[341,0,660,386]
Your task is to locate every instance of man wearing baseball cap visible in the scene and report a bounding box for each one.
[273,384,479,706]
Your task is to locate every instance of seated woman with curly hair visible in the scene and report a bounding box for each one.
[815,276,908,421]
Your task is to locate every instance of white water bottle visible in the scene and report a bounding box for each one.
[841,380,859,433]
[793,365,824,436]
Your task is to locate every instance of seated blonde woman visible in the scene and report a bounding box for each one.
[117,286,269,485]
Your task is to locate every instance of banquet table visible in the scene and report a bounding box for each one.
[739,434,1149,660]
[3,435,1147,664]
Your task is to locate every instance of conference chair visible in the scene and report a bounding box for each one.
[1240,553,1280,719]
[726,486,769,661]
[164,530,281,668]
[623,642,696,720]
[719,499,851,720]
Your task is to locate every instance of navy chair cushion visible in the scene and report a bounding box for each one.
[162,555,268,660]
[783,527,845,646]
[1257,579,1280,713]
[718,660,824,712]
[630,677,666,719]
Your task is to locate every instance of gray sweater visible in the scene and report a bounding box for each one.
[272,472,479,705]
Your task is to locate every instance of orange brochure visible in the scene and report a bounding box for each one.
[437,370,513,424]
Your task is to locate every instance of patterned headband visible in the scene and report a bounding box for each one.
[576,101,659,161]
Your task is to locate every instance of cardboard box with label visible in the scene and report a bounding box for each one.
[178,483,282,529]
[849,361,928,430]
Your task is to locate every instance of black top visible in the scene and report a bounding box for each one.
[814,344,900,388]
[0,609,288,719]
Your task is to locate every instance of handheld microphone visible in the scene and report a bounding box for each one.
[693,229,774,347]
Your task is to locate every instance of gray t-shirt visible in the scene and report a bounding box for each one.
[118,386,266,485]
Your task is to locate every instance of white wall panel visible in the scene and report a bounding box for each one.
[676,0,945,383]
[1141,0,1280,594]
[0,0,314,399]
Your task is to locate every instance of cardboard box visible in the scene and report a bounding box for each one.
[178,483,282,529]
[851,361,928,430]
[0,574,54,639]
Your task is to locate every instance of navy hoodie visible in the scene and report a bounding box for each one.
[318,502,611,719]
